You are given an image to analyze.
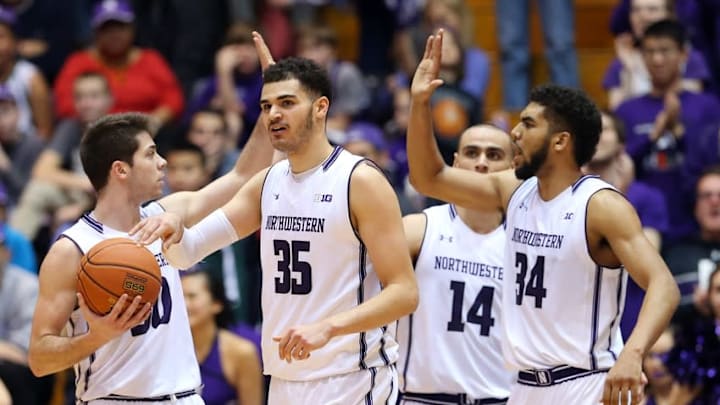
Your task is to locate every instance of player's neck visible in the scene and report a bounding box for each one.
[536,165,584,201]
[191,322,218,362]
[286,135,335,174]
[454,205,503,234]
[92,193,143,232]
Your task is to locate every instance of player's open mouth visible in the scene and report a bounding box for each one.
[270,125,288,133]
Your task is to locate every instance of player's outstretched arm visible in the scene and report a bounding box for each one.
[28,239,151,376]
[407,30,518,212]
[161,169,267,270]
[589,190,679,405]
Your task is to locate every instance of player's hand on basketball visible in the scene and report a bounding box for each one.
[252,31,275,72]
[601,352,646,405]
[272,321,333,363]
[129,212,184,251]
[410,29,444,102]
[77,293,152,342]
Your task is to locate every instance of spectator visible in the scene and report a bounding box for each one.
[163,138,261,326]
[614,19,720,244]
[0,183,35,273]
[639,328,701,405]
[186,23,263,145]
[662,267,720,404]
[0,5,52,139]
[0,227,46,404]
[495,0,579,112]
[663,166,720,320]
[604,0,710,109]
[4,0,89,84]
[0,84,43,205]
[185,109,240,180]
[10,72,110,242]
[395,0,490,102]
[181,269,263,405]
[297,24,370,133]
[54,0,184,130]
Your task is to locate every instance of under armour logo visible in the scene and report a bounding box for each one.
[563,212,574,220]
[273,193,279,200]
[439,235,453,243]
[518,202,528,211]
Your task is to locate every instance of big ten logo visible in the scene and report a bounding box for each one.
[313,193,333,203]
[123,274,147,295]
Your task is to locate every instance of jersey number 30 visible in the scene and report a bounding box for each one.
[447,281,495,336]
[274,239,312,295]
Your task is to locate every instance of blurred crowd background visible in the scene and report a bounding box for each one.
[1,0,720,404]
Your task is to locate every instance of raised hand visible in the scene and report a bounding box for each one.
[411,29,445,102]
[252,31,275,72]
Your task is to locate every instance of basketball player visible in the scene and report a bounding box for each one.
[139,57,419,405]
[27,34,275,404]
[397,125,514,404]
[406,31,679,405]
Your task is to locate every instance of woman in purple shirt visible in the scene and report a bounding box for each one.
[182,269,263,405]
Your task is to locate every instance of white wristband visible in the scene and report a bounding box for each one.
[164,209,239,270]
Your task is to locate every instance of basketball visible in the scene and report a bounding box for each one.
[77,237,162,315]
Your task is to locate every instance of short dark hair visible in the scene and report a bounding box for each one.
[80,112,152,191]
[263,57,332,102]
[601,110,626,144]
[165,137,207,168]
[642,19,687,49]
[529,84,601,167]
[191,107,229,135]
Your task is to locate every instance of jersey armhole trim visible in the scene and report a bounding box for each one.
[584,188,624,270]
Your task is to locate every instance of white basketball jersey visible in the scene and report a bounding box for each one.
[62,202,200,401]
[397,204,513,398]
[260,147,398,381]
[502,175,627,371]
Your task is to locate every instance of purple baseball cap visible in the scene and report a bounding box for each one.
[0,6,16,28]
[344,122,387,151]
[0,85,15,103]
[91,0,134,29]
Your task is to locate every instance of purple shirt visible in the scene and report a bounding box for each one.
[614,91,720,242]
[602,49,710,90]
[620,181,669,340]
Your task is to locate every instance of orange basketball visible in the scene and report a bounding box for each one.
[432,98,469,138]
[77,237,162,315]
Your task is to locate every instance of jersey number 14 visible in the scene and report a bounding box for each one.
[447,281,495,336]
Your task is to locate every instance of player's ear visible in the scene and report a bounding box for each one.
[315,96,330,117]
[553,131,571,152]
[111,161,130,178]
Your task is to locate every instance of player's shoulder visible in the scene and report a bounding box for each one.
[40,237,83,276]
[587,188,638,229]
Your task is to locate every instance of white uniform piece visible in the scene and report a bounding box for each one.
[502,175,627,402]
[260,147,398,397]
[397,204,512,404]
[62,202,202,404]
